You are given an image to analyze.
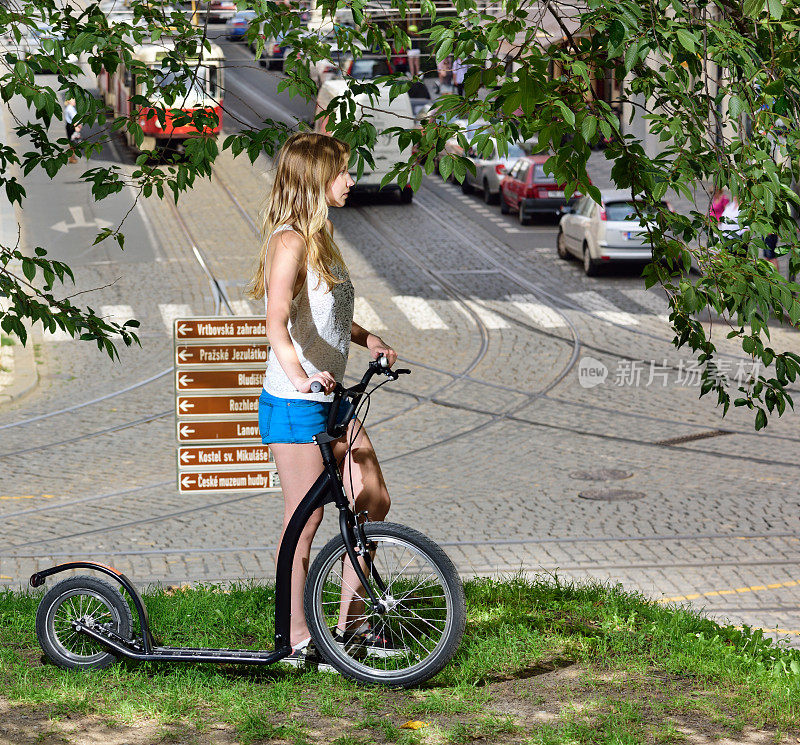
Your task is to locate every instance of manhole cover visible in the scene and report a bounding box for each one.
[569,469,633,481]
[578,489,645,501]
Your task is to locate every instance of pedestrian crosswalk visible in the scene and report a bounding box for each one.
[567,291,640,326]
[38,288,676,341]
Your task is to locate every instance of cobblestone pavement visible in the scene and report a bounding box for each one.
[1,54,799,650]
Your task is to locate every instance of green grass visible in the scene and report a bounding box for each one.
[1,575,799,743]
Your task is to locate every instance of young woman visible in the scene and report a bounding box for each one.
[248,132,399,663]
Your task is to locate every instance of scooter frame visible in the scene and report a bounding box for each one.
[30,359,406,666]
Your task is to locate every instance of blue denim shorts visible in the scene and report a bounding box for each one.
[258,390,332,444]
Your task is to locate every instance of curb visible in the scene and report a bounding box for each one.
[0,95,41,407]
[0,328,39,406]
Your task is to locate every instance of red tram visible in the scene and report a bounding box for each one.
[98,40,224,152]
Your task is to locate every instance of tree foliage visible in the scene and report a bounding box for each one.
[0,0,798,427]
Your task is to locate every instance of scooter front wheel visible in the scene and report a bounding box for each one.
[35,575,133,670]
[304,522,465,687]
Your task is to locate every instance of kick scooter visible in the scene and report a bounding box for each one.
[31,357,466,687]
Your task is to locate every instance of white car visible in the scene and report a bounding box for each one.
[461,140,527,204]
[557,189,670,276]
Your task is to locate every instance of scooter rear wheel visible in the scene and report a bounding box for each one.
[304,522,465,687]
[35,575,133,670]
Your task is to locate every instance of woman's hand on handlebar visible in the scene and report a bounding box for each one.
[366,334,397,367]
[295,371,337,395]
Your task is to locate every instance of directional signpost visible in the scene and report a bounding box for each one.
[174,316,279,494]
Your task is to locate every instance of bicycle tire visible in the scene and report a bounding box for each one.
[305,522,465,687]
[35,575,133,670]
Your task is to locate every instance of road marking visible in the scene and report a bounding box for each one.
[228,300,253,315]
[508,295,566,328]
[159,303,193,334]
[504,228,525,233]
[391,296,447,329]
[354,297,386,330]
[41,307,74,341]
[50,205,112,233]
[463,297,509,329]
[99,304,135,326]
[619,289,671,323]
[659,578,800,603]
[0,494,55,501]
[568,290,640,326]
[735,625,800,637]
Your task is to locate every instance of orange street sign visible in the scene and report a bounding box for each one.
[178,469,281,493]
[174,317,266,340]
[177,419,261,443]
[178,444,273,468]
[177,394,259,417]
[176,343,268,366]
[175,369,264,391]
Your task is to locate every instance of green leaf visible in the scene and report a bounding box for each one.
[581,115,597,142]
[767,0,783,19]
[676,29,696,53]
[755,408,767,430]
[742,0,764,17]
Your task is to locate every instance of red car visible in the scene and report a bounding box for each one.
[499,155,582,225]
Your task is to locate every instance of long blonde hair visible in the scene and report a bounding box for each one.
[248,132,350,300]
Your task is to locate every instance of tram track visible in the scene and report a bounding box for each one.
[4,159,798,544]
[416,181,799,366]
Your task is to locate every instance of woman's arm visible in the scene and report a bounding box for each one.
[266,231,336,394]
[351,321,397,367]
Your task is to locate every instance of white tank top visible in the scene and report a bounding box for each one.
[262,225,355,402]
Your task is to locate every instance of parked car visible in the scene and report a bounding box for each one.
[342,54,392,79]
[203,0,236,23]
[556,189,670,276]
[461,140,527,204]
[499,155,581,225]
[256,32,288,69]
[309,41,366,87]
[225,9,256,40]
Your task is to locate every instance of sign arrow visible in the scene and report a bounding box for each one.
[178,399,194,413]
[177,323,192,335]
[51,206,113,234]
[181,475,197,488]
[179,424,195,437]
[179,451,196,463]
[177,349,191,362]
[177,374,194,387]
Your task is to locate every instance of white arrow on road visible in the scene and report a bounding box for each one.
[177,374,194,387]
[179,451,196,463]
[177,349,192,362]
[178,399,194,413]
[179,424,195,438]
[181,475,197,488]
[51,206,113,234]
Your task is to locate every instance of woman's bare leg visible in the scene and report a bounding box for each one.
[271,442,325,647]
[331,419,391,631]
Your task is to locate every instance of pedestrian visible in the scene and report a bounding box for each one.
[391,42,408,74]
[709,186,729,221]
[451,57,467,95]
[248,132,399,664]
[436,54,452,93]
[64,97,81,163]
[407,24,421,77]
